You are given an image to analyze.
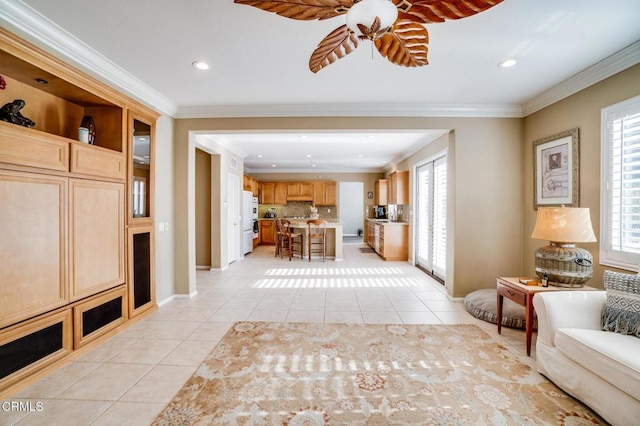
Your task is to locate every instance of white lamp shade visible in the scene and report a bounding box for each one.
[346,0,398,35]
[531,207,597,243]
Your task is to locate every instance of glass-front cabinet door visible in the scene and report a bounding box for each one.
[128,113,155,223]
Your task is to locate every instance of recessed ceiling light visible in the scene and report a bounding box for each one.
[192,61,210,70]
[498,59,517,68]
[300,135,308,139]
[257,154,263,158]
[271,164,277,167]
[306,154,312,158]
[312,164,317,168]
[357,154,364,158]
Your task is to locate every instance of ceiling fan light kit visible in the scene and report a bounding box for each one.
[346,0,398,39]
[234,0,503,73]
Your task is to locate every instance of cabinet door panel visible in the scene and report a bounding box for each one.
[0,171,68,328]
[69,179,124,300]
[127,226,155,318]
[0,123,69,172]
[70,143,125,180]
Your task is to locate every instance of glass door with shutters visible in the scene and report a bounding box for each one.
[416,155,447,282]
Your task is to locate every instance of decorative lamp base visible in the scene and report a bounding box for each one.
[534,242,593,287]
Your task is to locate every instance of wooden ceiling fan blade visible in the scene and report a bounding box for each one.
[234,0,355,21]
[374,21,429,67]
[393,0,503,24]
[309,25,360,73]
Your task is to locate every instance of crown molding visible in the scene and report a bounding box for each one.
[0,0,178,116]
[176,103,523,119]
[3,1,637,121]
[245,166,386,174]
[522,40,640,117]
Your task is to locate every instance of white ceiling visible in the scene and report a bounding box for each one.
[2,0,640,172]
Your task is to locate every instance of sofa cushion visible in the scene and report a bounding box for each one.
[602,270,640,337]
[556,328,640,401]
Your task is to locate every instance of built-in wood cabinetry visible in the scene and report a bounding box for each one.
[365,219,408,261]
[69,179,125,301]
[0,28,158,398]
[127,112,156,319]
[0,170,67,329]
[287,182,313,201]
[313,181,337,206]
[259,182,287,205]
[127,226,155,318]
[259,220,276,245]
[388,171,409,205]
[375,179,388,205]
[378,225,409,261]
[243,174,258,197]
[259,180,337,206]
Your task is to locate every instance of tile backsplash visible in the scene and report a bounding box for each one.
[259,201,337,220]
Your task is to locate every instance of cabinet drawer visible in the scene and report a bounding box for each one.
[497,282,526,305]
[0,309,73,393]
[73,286,127,349]
[70,143,125,180]
[0,123,69,172]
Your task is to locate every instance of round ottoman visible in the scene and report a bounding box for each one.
[464,288,533,329]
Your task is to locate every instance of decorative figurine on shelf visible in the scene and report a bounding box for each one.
[0,99,35,128]
[0,75,6,90]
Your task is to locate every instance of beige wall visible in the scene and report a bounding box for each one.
[195,148,212,268]
[523,64,640,289]
[175,117,523,298]
[154,114,175,303]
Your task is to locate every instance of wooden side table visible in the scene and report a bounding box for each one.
[496,277,596,356]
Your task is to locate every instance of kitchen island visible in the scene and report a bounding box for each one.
[287,219,344,261]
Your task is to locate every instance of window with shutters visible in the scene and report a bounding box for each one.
[600,95,640,271]
[416,154,447,282]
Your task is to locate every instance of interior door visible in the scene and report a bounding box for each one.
[227,173,240,264]
[416,155,447,282]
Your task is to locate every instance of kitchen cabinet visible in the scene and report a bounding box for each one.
[287,182,313,201]
[388,171,409,205]
[259,182,287,205]
[375,179,388,205]
[378,224,409,261]
[244,174,259,197]
[260,182,273,204]
[312,181,337,206]
[259,220,276,245]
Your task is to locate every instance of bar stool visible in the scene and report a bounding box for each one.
[307,219,327,262]
[275,218,284,257]
[279,219,303,260]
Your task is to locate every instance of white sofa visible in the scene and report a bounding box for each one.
[533,291,640,426]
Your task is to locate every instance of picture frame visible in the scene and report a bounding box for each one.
[533,128,579,209]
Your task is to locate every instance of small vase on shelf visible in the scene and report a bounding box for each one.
[79,115,96,144]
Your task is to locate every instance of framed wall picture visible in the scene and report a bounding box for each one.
[533,128,579,209]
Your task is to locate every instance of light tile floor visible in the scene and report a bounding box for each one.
[4,244,535,425]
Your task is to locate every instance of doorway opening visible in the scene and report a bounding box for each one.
[339,182,364,243]
[415,153,447,284]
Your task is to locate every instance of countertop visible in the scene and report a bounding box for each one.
[366,218,409,226]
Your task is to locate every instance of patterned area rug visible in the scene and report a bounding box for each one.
[153,322,603,425]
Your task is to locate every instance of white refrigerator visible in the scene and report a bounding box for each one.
[242,190,253,254]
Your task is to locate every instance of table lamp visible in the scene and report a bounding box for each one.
[531,207,597,287]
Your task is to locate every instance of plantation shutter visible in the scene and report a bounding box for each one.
[601,95,640,270]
